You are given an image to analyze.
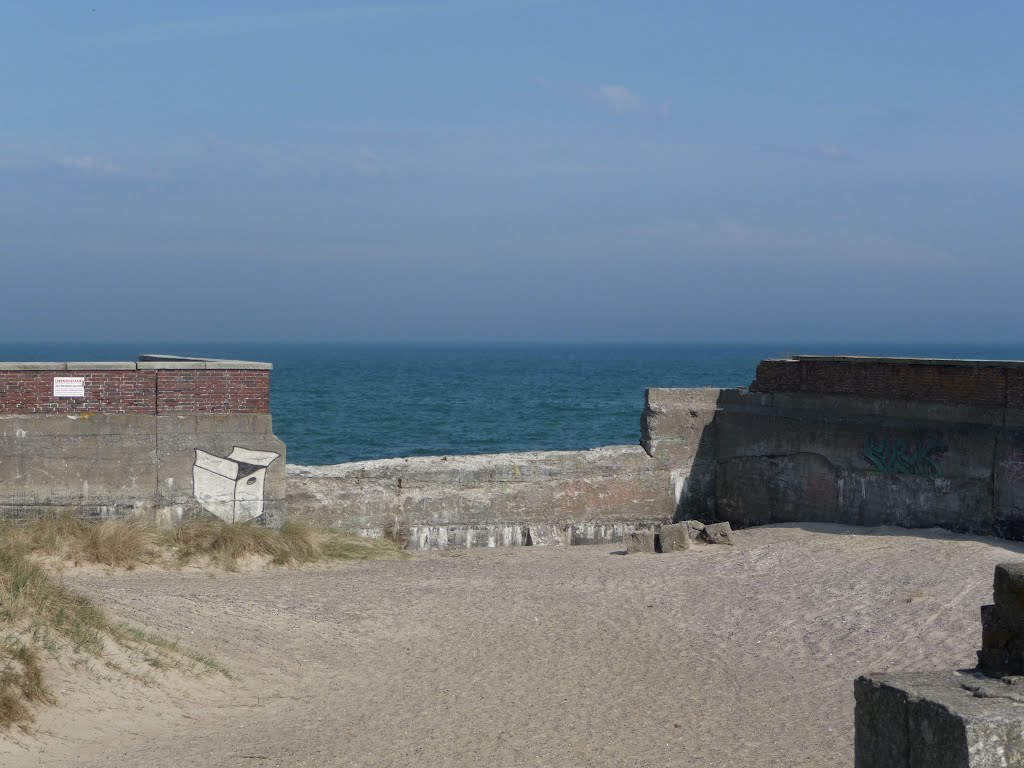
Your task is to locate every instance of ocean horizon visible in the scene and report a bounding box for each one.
[4,341,1024,466]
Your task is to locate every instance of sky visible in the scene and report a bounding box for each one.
[1,1,1022,343]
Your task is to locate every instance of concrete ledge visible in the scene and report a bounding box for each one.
[65,362,138,371]
[137,361,207,370]
[400,520,665,550]
[793,355,1024,368]
[0,359,272,371]
[0,362,68,371]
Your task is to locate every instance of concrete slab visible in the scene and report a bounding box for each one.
[855,671,1024,767]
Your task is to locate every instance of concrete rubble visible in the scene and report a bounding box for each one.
[621,520,735,555]
[855,561,1024,766]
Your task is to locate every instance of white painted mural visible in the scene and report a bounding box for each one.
[193,447,279,523]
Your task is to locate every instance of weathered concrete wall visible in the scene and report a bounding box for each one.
[287,445,677,546]
[641,387,722,520]
[0,357,285,525]
[638,357,1024,541]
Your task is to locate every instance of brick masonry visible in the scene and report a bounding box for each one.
[0,364,270,415]
[0,356,284,525]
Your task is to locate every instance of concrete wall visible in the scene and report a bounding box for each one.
[648,356,1024,540]
[287,445,677,547]
[0,356,285,525]
[284,387,726,548]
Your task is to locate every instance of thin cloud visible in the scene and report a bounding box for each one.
[593,85,643,115]
[57,155,123,175]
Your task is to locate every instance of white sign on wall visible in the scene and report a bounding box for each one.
[53,376,85,398]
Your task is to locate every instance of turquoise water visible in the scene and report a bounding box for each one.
[4,342,1024,465]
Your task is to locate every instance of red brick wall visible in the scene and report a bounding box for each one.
[751,358,1008,407]
[156,370,270,414]
[0,370,157,415]
[0,369,270,415]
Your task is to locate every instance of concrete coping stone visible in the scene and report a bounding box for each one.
[139,354,272,370]
[66,362,137,371]
[777,355,1024,369]
[0,357,272,371]
[0,362,68,370]
[136,361,208,370]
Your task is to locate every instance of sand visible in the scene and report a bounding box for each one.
[4,522,1021,767]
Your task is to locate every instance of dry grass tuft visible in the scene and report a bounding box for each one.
[173,520,321,568]
[318,530,410,562]
[0,640,53,730]
[79,519,160,569]
[0,511,159,569]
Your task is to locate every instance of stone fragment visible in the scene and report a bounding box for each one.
[684,519,706,541]
[658,523,691,553]
[625,530,656,554]
[702,521,734,545]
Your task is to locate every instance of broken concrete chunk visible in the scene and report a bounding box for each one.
[702,522,734,545]
[684,520,706,541]
[658,523,691,553]
[625,530,657,554]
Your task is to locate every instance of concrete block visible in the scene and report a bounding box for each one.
[658,522,691,552]
[855,675,909,768]
[856,672,1024,767]
[994,562,1024,625]
[702,522,734,545]
[625,530,656,554]
[685,520,706,540]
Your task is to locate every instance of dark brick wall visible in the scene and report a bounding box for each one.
[751,358,1009,407]
[0,369,270,415]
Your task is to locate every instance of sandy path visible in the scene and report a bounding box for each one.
[7,523,1023,767]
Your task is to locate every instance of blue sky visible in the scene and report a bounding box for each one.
[1,1,1022,342]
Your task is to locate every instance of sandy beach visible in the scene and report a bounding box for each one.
[3,522,1019,768]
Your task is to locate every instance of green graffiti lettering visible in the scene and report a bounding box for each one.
[863,436,947,478]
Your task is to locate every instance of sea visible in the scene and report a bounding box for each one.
[3,342,1024,466]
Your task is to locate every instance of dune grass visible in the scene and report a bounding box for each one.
[318,530,410,561]
[0,540,231,731]
[1,511,407,571]
[0,512,406,729]
[173,520,321,568]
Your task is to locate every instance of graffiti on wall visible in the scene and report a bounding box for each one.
[193,447,279,523]
[863,436,946,478]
